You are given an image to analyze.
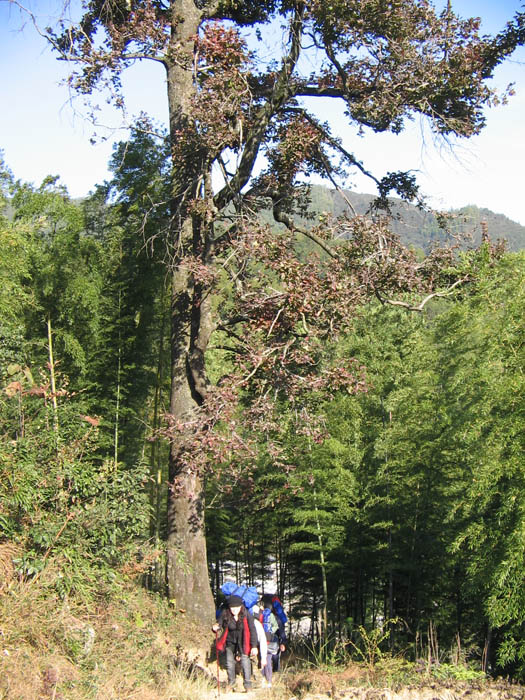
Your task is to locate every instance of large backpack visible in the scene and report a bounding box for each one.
[270,595,287,625]
[260,607,278,641]
[261,594,288,626]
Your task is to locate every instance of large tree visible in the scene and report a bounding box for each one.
[25,0,525,622]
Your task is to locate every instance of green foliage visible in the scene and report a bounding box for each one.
[360,253,525,675]
[8,176,104,378]
[0,155,169,602]
[283,396,362,566]
[0,367,151,596]
[438,253,525,674]
[298,634,351,668]
[84,131,171,468]
[215,0,281,25]
[349,619,402,671]
[0,160,35,377]
[249,254,523,677]
[430,663,485,682]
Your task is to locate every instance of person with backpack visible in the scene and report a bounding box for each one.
[212,595,258,693]
[259,595,287,688]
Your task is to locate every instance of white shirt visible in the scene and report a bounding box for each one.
[253,618,268,665]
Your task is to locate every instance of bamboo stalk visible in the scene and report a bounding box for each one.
[47,317,59,435]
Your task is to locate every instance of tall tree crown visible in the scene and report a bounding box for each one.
[47,0,524,203]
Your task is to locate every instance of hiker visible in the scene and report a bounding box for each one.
[259,595,287,687]
[212,594,259,693]
[250,605,268,684]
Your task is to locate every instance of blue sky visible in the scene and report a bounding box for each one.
[1,0,524,224]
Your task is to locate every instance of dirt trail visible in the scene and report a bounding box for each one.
[196,651,525,700]
[203,678,525,700]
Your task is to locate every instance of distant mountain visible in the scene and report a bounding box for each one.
[307,185,525,254]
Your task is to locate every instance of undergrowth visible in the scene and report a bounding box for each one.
[0,558,214,700]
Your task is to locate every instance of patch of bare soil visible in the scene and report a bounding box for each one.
[200,660,525,700]
[197,648,525,700]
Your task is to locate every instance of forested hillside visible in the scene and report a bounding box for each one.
[2,151,525,695]
[2,0,525,698]
[306,185,525,253]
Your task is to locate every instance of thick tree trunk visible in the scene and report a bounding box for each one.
[164,0,214,624]
[166,448,213,621]
[166,248,214,620]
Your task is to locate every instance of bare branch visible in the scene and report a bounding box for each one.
[375,277,468,311]
[272,206,337,259]
[214,2,306,211]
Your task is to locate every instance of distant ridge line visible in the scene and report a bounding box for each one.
[308,185,525,253]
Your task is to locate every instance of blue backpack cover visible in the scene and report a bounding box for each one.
[271,595,288,625]
[220,582,259,612]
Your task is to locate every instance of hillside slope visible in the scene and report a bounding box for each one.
[307,186,525,253]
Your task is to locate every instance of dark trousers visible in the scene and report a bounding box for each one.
[225,645,252,689]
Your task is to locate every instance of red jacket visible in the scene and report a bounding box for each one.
[216,610,254,655]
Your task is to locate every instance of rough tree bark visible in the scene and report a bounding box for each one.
[164,1,215,621]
